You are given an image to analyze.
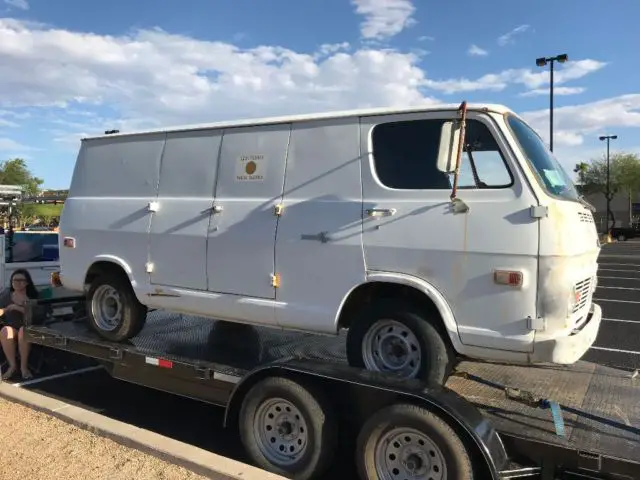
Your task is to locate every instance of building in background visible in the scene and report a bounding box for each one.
[583,191,640,232]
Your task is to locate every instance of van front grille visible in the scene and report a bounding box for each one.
[572,277,593,314]
[578,211,594,223]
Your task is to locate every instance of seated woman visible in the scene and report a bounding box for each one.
[0,269,39,380]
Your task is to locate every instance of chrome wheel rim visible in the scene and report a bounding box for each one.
[374,427,447,480]
[91,284,123,331]
[362,319,422,379]
[253,397,309,466]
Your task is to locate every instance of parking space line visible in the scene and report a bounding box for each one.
[11,365,104,388]
[598,275,640,282]
[590,346,640,356]
[603,318,639,324]
[599,269,640,273]
[600,263,640,267]
[593,298,640,304]
[597,286,640,290]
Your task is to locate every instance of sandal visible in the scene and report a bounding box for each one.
[21,369,33,380]
[2,367,17,380]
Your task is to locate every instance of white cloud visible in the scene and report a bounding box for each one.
[522,94,640,147]
[352,0,417,40]
[520,86,585,97]
[467,44,488,56]
[4,0,29,10]
[497,24,530,46]
[0,18,440,133]
[0,16,632,171]
[316,42,350,57]
[424,59,606,94]
[0,137,34,151]
[417,35,434,41]
[0,118,18,127]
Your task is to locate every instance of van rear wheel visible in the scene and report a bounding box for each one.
[86,272,147,342]
[238,377,338,479]
[346,300,454,385]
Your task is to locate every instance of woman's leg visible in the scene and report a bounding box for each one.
[18,327,32,379]
[1,326,18,379]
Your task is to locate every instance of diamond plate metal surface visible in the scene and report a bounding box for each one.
[45,309,640,461]
[445,360,640,459]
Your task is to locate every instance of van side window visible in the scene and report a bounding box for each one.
[372,118,512,190]
[372,119,450,190]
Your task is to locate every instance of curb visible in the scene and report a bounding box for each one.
[0,380,286,480]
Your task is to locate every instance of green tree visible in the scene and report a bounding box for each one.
[0,158,45,226]
[574,153,640,228]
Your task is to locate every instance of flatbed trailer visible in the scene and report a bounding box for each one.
[24,295,640,480]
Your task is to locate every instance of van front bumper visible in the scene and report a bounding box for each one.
[532,303,602,364]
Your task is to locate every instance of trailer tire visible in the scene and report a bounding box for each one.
[346,299,454,384]
[86,272,147,342]
[238,377,338,480]
[356,403,473,480]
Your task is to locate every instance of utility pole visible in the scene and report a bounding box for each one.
[599,134,618,233]
[535,54,568,152]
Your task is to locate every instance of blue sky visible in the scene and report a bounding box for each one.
[1,0,639,189]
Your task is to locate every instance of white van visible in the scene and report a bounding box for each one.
[58,102,602,384]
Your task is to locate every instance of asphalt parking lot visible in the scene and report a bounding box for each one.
[3,240,639,479]
[583,239,640,371]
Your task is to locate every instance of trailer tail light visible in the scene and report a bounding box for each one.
[51,272,62,287]
[63,237,76,248]
[494,270,523,288]
[145,356,173,369]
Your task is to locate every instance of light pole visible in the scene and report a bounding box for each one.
[599,134,617,233]
[535,53,568,152]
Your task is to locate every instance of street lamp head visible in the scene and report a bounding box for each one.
[611,135,618,140]
[599,136,606,141]
[556,54,569,63]
[599,135,618,141]
[535,57,547,67]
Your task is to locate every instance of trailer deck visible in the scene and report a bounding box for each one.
[26,300,640,478]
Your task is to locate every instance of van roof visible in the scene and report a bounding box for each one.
[83,103,513,141]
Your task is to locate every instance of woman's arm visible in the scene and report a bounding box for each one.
[0,290,11,316]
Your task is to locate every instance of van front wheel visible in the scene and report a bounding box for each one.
[346,300,454,385]
[86,273,147,342]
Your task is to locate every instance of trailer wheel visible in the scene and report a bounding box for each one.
[357,403,473,480]
[86,272,147,342]
[346,300,454,384]
[238,377,338,480]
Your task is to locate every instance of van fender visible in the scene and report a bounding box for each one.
[87,255,141,287]
[361,271,464,350]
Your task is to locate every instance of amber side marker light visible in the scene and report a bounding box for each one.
[494,270,523,288]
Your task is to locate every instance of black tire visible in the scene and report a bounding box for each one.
[238,377,338,480]
[346,299,454,385]
[356,403,473,480]
[86,271,147,342]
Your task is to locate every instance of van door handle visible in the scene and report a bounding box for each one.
[203,205,223,214]
[366,208,397,217]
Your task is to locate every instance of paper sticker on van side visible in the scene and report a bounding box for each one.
[236,154,266,182]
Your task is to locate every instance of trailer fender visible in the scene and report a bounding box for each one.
[224,358,508,479]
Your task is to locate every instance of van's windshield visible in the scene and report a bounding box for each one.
[506,113,580,202]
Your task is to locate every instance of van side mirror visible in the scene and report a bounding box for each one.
[436,121,461,173]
